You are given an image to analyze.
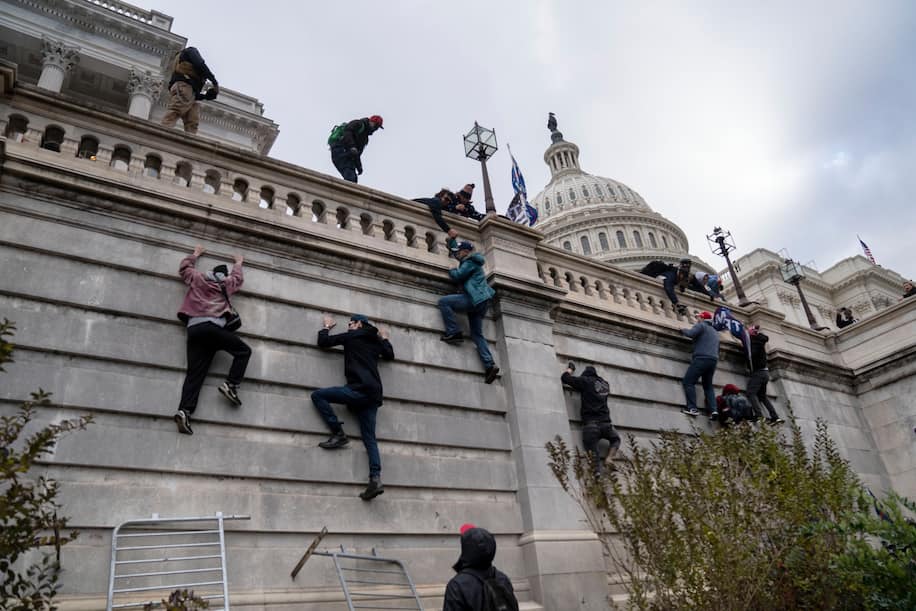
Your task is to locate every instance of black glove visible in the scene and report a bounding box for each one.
[203,88,218,101]
[567,361,576,372]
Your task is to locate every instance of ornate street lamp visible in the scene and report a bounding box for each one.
[781,258,828,331]
[463,121,498,215]
[706,226,754,307]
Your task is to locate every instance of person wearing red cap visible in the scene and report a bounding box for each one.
[328,115,384,183]
[717,383,754,425]
[443,524,517,610]
[680,311,721,418]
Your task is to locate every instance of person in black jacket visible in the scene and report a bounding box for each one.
[640,258,694,315]
[901,281,916,300]
[329,115,384,183]
[443,524,518,611]
[161,47,218,134]
[836,307,857,329]
[562,363,621,473]
[413,188,459,238]
[745,325,784,425]
[445,184,486,222]
[312,313,394,500]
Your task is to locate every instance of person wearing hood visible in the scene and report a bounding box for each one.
[716,384,754,425]
[693,271,725,301]
[443,524,518,611]
[174,245,251,435]
[562,362,620,473]
[439,240,500,384]
[162,46,219,134]
[640,258,694,315]
[312,313,394,501]
[681,311,720,419]
[445,184,485,222]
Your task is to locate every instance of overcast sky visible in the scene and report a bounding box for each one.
[153,0,916,281]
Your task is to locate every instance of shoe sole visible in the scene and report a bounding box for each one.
[441,337,464,345]
[318,440,350,449]
[681,411,700,417]
[360,488,384,501]
[218,386,242,407]
[485,368,500,384]
[173,413,193,435]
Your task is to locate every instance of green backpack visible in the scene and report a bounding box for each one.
[327,122,348,146]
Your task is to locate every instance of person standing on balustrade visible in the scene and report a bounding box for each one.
[327,115,384,183]
[174,245,250,436]
[312,314,394,501]
[161,47,219,135]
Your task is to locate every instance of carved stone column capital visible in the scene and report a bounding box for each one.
[40,37,80,72]
[127,68,163,100]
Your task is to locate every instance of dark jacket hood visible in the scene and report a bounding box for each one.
[452,527,496,572]
[582,366,598,377]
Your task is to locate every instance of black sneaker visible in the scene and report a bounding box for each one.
[767,417,785,425]
[709,411,719,421]
[174,410,193,435]
[484,366,500,384]
[440,332,464,344]
[318,431,349,449]
[218,382,242,407]
[359,476,384,501]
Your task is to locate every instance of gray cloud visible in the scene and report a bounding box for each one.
[154,0,916,280]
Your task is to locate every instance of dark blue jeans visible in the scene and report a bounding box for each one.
[438,294,494,369]
[682,357,717,413]
[662,270,680,305]
[311,386,380,477]
[330,145,358,183]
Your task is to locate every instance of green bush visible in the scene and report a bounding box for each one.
[0,319,92,610]
[547,416,915,610]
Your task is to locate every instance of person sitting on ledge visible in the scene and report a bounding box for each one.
[174,245,250,436]
[439,240,500,384]
[836,307,857,329]
[312,313,393,501]
[413,188,460,238]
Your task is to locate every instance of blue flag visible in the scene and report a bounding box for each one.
[713,306,753,366]
[508,146,536,226]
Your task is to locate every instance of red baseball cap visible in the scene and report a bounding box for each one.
[369,115,384,128]
[459,523,476,535]
[699,311,713,320]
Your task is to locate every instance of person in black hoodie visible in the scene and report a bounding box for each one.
[161,47,218,134]
[413,188,460,238]
[562,363,621,473]
[443,524,518,611]
[312,313,394,500]
[746,325,784,425]
[329,115,384,183]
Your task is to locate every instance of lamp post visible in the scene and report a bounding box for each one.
[463,121,498,215]
[780,258,828,331]
[706,227,753,307]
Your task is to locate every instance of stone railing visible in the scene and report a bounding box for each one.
[0,100,473,271]
[83,0,171,29]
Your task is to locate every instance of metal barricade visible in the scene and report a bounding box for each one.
[106,512,250,611]
[291,528,423,610]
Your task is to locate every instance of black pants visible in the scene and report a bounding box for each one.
[178,322,251,413]
[582,421,621,461]
[747,369,778,420]
[331,145,359,183]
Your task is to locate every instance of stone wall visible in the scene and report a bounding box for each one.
[1,85,915,611]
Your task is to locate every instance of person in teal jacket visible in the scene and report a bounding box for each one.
[439,240,499,384]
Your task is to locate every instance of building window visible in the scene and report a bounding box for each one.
[633,231,643,248]
[203,170,221,194]
[581,236,591,255]
[563,241,572,251]
[594,184,602,197]
[40,125,65,152]
[582,186,589,197]
[285,193,301,216]
[599,232,609,251]
[143,154,161,178]
[173,161,192,187]
[5,114,28,142]
[259,186,274,209]
[545,197,550,210]
[662,235,669,248]
[232,179,248,202]
[110,145,131,171]
[648,232,658,249]
[557,193,563,205]
[616,231,626,248]
[568,188,576,201]
[77,136,98,160]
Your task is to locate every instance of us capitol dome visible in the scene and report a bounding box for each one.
[530,114,714,273]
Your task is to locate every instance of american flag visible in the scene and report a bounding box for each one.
[507,146,537,227]
[858,236,877,265]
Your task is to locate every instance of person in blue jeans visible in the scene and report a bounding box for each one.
[680,310,721,419]
[312,313,394,500]
[439,240,500,384]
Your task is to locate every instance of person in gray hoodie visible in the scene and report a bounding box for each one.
[681,310,720,418]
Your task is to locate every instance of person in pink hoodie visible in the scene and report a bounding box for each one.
[174,245,250,435]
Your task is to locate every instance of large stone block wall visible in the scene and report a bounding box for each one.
[2,85,915,610]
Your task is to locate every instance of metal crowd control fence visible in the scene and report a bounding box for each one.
[106,512,250,611]
[291,527,423,610]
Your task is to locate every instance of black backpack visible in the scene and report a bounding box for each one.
[640,260,671,278]
[462,569,519,611]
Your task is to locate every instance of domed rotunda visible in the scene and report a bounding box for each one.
[530,115,713,273]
